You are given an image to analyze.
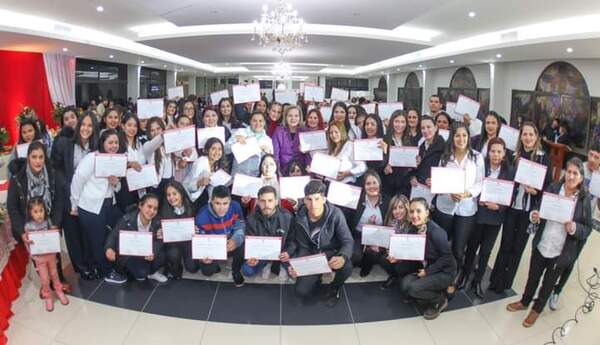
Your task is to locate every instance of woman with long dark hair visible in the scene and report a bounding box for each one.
[328,101,361,140]
[383,110,414,197]
[142,117,175,196]
[471,111,502,157]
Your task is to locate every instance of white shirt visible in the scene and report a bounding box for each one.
[489,165,501,179]
[435,152,485,216]
[137,214,151,232]
[184,156,211,202]
[347,123,362,141]
[142,134,174,179]
[356,197,383,232]
[70,152,119,214]
[537,185,572,258]
[333,141,366,184]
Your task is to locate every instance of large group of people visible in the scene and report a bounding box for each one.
[6,93,596,326]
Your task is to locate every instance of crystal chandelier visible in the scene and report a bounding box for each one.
[272,62,292,80]
[252,0,307,56]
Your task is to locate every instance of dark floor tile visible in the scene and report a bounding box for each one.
[209,283,281,325]
[446,290,473,311]
[281,284,353,325]
[144,279,217,320]
[89,278,157,311]
[344,282,419,322]
[62,267,103,299]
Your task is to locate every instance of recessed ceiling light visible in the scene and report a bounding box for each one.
[90,67,94,70]
[109,54,114,59]
[468,11,476,18]
[396,68,400,71]
[62,47,68,52]
[163,64,167,68]
[418,64,423,68]
[496,53,502,58]
[566,47,574,53]
[96,5,104,12]
[140,60,145,64]
[449,59,455,64]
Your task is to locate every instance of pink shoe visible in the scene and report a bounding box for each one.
[45,298,54,312]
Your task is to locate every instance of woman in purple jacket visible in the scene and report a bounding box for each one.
[271,106,304,175]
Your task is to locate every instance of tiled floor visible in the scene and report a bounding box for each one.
[6,232,600,345]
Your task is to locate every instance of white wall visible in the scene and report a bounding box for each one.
[127,65,140,100]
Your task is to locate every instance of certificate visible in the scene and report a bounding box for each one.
[28,230,61,255]
[280,176,311,199]
[480,178,515,206]
[163,125,196,153]
[389,234,426,261]
[304,86,325,102]
[377,102,403,120]
[119,231,153,257]
[430,167,466,194]
[161,218,195,243]
[410,183,434,205]
[209,169,232,187]
[455,95,480,118]
[353,139,383,161]
[197,126,226,148]
[539,192,576,224]
[275,90,298,105]
[231,136,262,163]
[137,98,164,120]
[469,118,482,137]
[319,106,333,122]
[289,253,332,277]
[310,152,341,179]
[167,86,184,99]
[299,130,327,152]
[590,171,600,197]
[94,153,127,177]
[232,84,260,104]
[191,234,227,260]
[126,164,159,191]
[16,143,30,158]
[361,225,395,248]
[362,103,376,114]
[499,125,520,151]
[388,146,419,167]
[231,173,263,198]
[514,158,547,190]
[210,89,230,104]
[445,102,461,121]
[244,236,282,260]
[438,129,450,141]
[327,180,362,209]
[330,87,348,101]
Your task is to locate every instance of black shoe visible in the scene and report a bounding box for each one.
[380,276,397,290]
[325,287,342,307]
[423,297,448,320]
[456,271,468,290]
[359,265,372,277]
[472,281,485,299]
[233,272,245,287]
[80,270,95,281]
[104,271,127,284]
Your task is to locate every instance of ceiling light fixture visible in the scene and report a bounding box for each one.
[272,61,292,80]
[109,54,114,58]
[140,60,145,64]
[449,59,455,64]
[96,5,104,13]
[496,53,502,58]
[62,47,68,52]
[418,64,423,68]
[163,64,167,68]
[252,0,307,56]
[566,47,574,53]
[468,11,476,18]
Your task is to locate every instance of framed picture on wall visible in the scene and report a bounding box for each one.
[589,98,600,150]
[477,88,490,119]
[510,90,535,128]
[534,94,561,134]
[560,95,590,149]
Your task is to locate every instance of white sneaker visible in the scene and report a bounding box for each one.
[278,268,289,282]
[548,292,560,311]
[147,272,168,283]
[261,263,272,280]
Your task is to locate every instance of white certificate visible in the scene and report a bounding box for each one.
[330,87,349,101]
[209,169,232,187]
[275,90,298,105]
[28,230,61,255]
[16,143,30,158]
[191,234,227,260]
[244,236,282,260]
[231,173,263,198]
[514,158,547,190]
[499,125,520,151]
[438,129,450,141]
[119,231,153,257]
[161,218,195,243]
[445,102,461,121]
[163,125,196,154]
[353,139,383,161]
[289,254,332,277]
[299,130,327,152]
[231,136,262,163]
[378,102,403,120]
[304,86,325,102]
[388,146,419,167]
[361,225,395,248]
[480,178,515,206]
[469,118,482,137]
[210,89,230,104]
[197,126,226,148]
[590,171,600,197]
[430,167,466,194]
[167,86,184,99]
[362,103,376,114]
[539,192,577,224]
[327,180,362,209]
[126,164,159,191]
[137,98,164,120]
[232,84,260,104]
[455,95,480,118]
[410,183,434,205]
[94,153,127,177]
[280,176,311,199]
[319,106,333,122]
[389,234,426,261]
[310,152,341,179]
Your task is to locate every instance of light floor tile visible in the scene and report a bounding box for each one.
[355,318,435,345]
[5,321,53,345]
[424,307,503,345]
[123,313,206,345]
[201,322,280,345]
[11,294,84,338]
[281,324,359,345]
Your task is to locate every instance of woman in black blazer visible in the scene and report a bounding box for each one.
[506,157,592,327]
[409,115,445,186]
[470,111,502,157]
[460,137,515,297]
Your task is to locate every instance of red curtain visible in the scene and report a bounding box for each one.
[0,244,28,345]
[0,50,56,145]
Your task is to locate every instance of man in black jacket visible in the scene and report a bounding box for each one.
[288,180,354,307]
[243,186,295,279]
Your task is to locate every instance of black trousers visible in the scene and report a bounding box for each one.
[116,243,166,280]
[553,238,588,294]
[295,254,353,298]
[164,241,199,277]
[401,271,454,306]
[432,211,477,272]
[490,208,531,291]
[462,223,502,283]
[62,210,92,273]
[521,249,565,313]
[198,244,244,276]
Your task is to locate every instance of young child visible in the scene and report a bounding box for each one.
[22,197,69,311]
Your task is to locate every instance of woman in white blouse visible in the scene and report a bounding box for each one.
[117,113,146,209]
[328,101,362,141]
[325,122,366,184]
[226,111,273,177]
[142,117,175,195]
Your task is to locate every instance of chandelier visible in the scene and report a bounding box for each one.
[252,0,307,56]
[272,62,292,80]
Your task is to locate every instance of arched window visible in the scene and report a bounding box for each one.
[374,76,388,102]
[397,72,422,113]
[438,67,489,118]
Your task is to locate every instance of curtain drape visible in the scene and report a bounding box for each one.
[42,53,76,107]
